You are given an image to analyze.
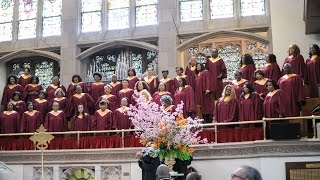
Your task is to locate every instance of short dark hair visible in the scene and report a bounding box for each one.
[254,70,265,77]
[179,77,187,86]
[309,44,320,58]
[72,75,82,83]
[26,101,34,108]
[234,70,243,77]
[128,68,136,76]
[266,79,279,89]
[93,72,102,79]
[162,70,169,73]
[7,75,18,85]
[38,90,47,98]
[195,63,205,75]
[30,76,39,84]
[268,54,277,63]
[24,67,30,73]
[12,91,22,100]
[176,67,184,72]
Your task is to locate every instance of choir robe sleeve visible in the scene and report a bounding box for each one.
[185,67,196,90]
[91,112,98,130]
[85,93,96,115]
[275,91,287,118]
[253,93,263,120]
[66,84,75,99]
[185,85,196,113]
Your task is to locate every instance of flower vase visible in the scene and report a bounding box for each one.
[164,156,177,175]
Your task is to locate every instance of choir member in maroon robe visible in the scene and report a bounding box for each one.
[96,84,117,111]
[67,85,95,117]
[20,102,42,133]
[66,75,88,99]
[46,76,66,103]
[33,90,49,122]
[90,72,105,103]
[263,54,281,82]
[160,95,176,113]
[71,104,91,131]
[11,91,26,117]
[283,43,306,78]
[127,68,140,89]
[153,82,173,106]
[214,85,238,123]
[23,76,43,103]
[253,70,268,100]
[174,78,195,118]
[44,102,67,132]
[305,44,320,98]
[118,79,134,106]
[278,63,305,117]
[160,70,174,95]
[51,88,68,111]
[194,63,213,123]
[230,71,248,100]
[173,67,190,92]
[109,75,122,97]
[19,67,31,90]
[0,102,20,134]
[113,97,132,130]
[205,48,227,99]
[184,55,197,91]
[2,75,23,107]
[263,80,287,118]
[143,67,159,95]
[240,54,256,84]
[92,100,113,131]
[239,82,262,121]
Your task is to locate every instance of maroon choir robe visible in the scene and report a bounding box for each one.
[20,110,41,133]
[12,100,26,117]
[263,63,282,82]
[19,74,31,90]
[240,64,256,83]
[253,78,268,99]
[194,70,213,115]
[239,93,262,121]
[173,75,190,92]
[44,111,67,132]
[33,98,49,122]
[305,56,320,98]
[71,114,91,131]
[23,84,43,102]
[278,74,305,117]
[174,85,195,117]
[283,54,306,78]
[128,76,140,89]
[205,58,227,99]
[113,107,132,130]
[67,93,95,117]
[46,84,66,103]
[160,78,175,95]
[110,82,122,96]
[143,76,160,95]
[96,94,117,111]
[230,79,248,100]
[0,111,20,133]
[1,84,23,105]
[51,97,68,111]
[66,82,88,99]
[214,98,238,123]
[90,82,105,103]
[92,109,113,131]
[118,89,134,105]
[152,91,173,106]
[185,66,196,91]
[263,89,287,118]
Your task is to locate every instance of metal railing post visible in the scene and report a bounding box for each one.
[214,124,218,143]
[121,129,125,148]
[312,115,316,139]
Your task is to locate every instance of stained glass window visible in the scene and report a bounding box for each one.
[136,0,157,26]
[35,61,54,89]
[18,0,37,39]
[246,42,268,70]
[0,0,14,42]
[108,0,129,30]
[81,0,102,32]
[42,0,62,37]
[180,0,203,22]
[210,0,233,19]
[241,0,265,16]
[218,44,241,81]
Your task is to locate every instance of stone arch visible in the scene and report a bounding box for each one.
[77,39,159,60]
[0,49,61,64]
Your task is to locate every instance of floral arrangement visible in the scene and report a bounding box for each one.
[128,96,206,161]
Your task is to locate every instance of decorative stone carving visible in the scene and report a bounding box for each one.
[61,167,95,180]
[101,166,121,180]
[33,167,53,180]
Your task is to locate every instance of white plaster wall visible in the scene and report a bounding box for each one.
[270,0,320,66]
[0,165,24,180]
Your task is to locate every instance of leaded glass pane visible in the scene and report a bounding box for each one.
[43,17,61,36]
[241,0,265,16]
[180,0,203,22]
[82,12,102,32]
[0,23,12,42]
[81,0,102,12]
[18,19,37,39]
[43,0,62,17]
[108,0,129,9]
[136,0,157,6]
[19,0,37,20]
[108,8,129,30]
[210,0,233,19]
[136,4,157,26]
[0,0,14,23]
[218,44,241,81]
[35,61,54,89]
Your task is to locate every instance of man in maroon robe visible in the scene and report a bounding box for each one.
[185,55,197,91]
[278,63,305,117]
[173,67,190,91]
[109,75,122,97]
[44,102,67,133]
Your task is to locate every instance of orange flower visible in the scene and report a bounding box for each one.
[181,146,187,153]
[177,143,182,149]
[189,147,195,153]
[140,139,147,145]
